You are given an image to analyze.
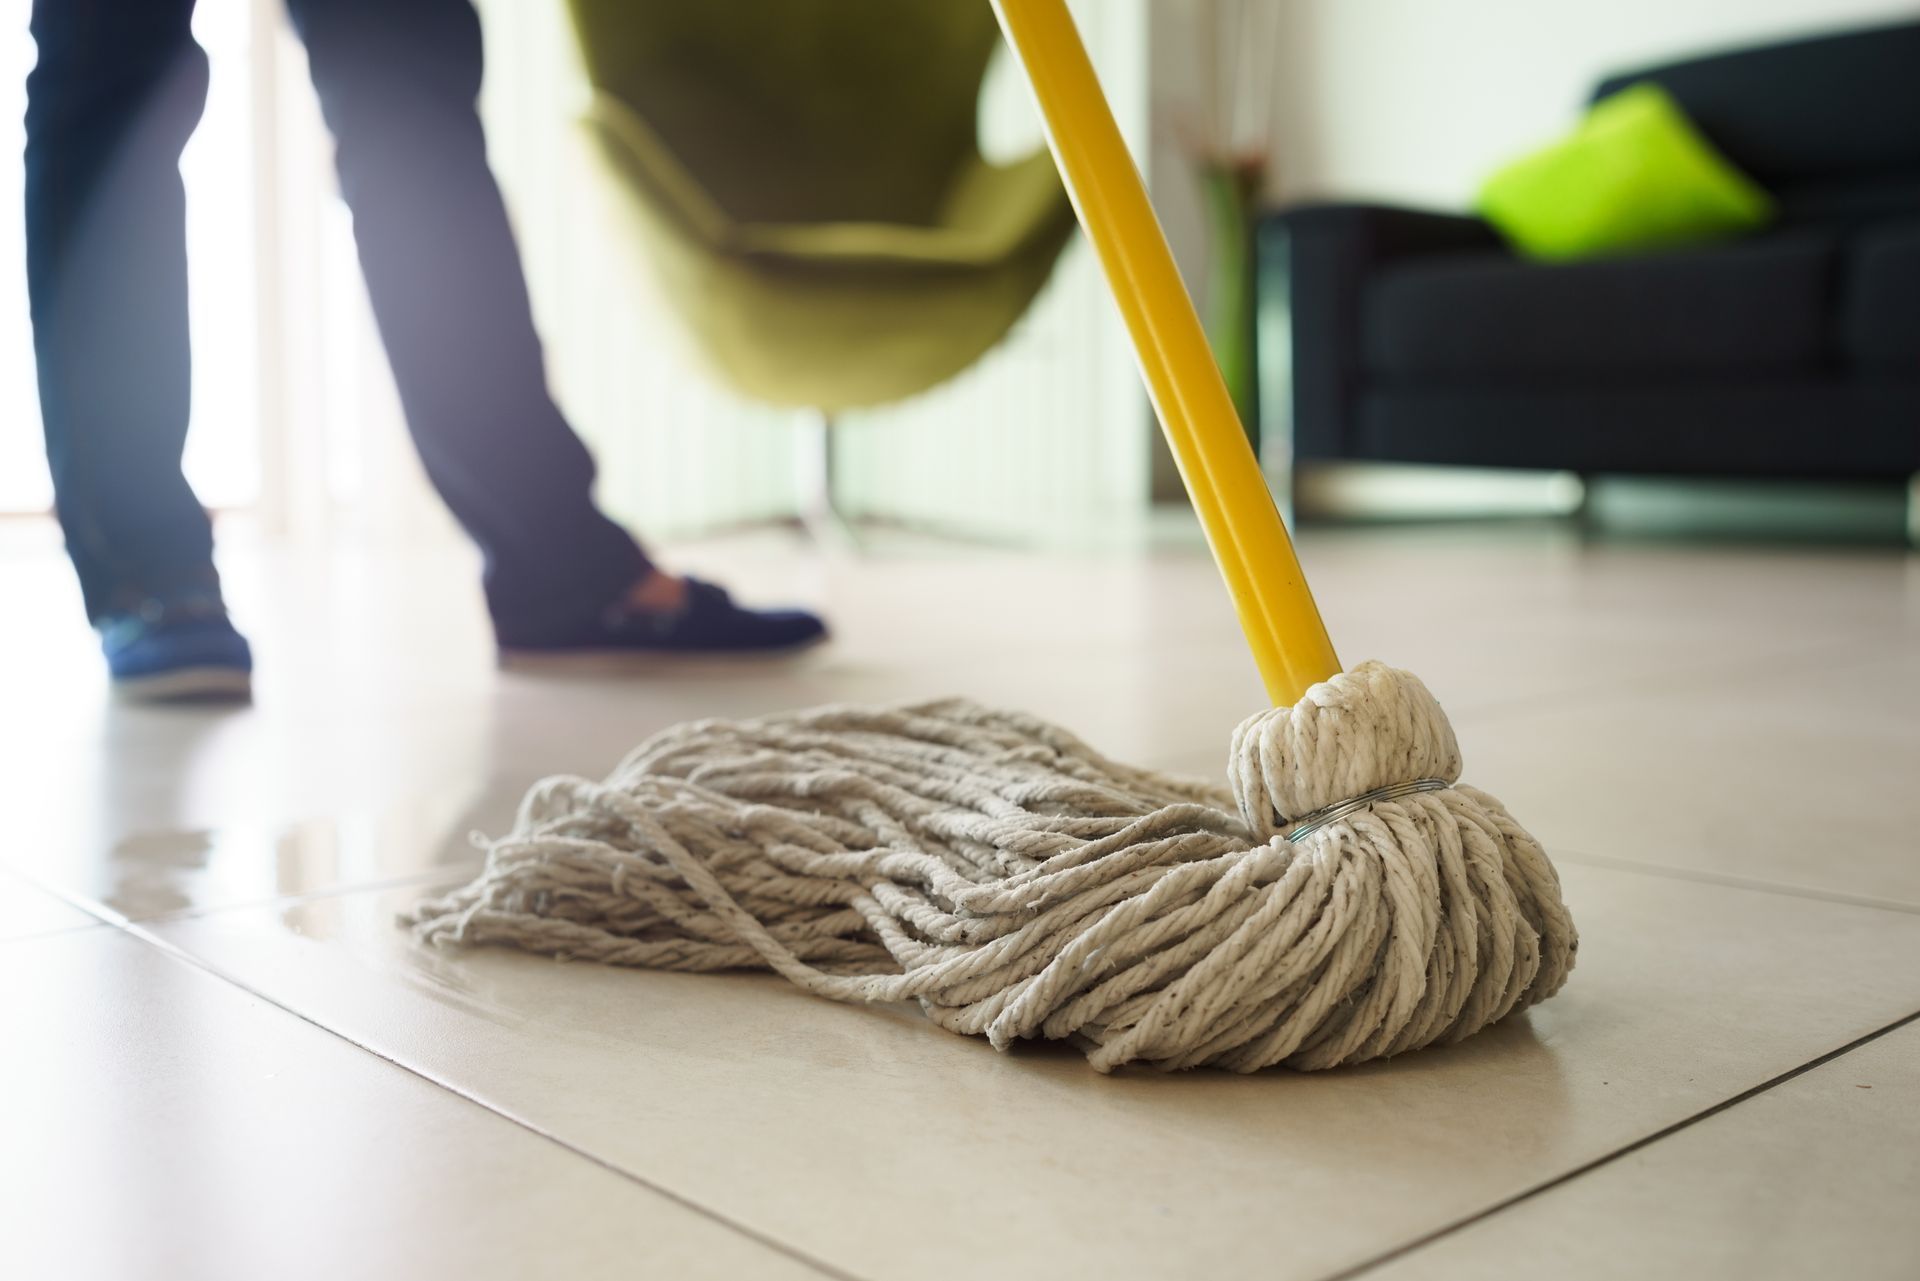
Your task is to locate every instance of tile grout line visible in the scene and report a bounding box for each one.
[1551,847,1920,917]
[137,865,479,926]
[75,916,871,1281]
[0,918,117,946]
[8,864,473,934]
[1322,1004,1920,1281]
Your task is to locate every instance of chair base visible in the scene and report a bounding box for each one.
[795,408,860,551]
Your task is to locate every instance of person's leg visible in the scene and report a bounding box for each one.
[26,0,217,622]
[281,0,650,637]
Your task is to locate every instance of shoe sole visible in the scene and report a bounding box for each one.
[114,666,254,704]
[496,634,828,676]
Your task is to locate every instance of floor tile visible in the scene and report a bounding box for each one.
[1362,1018,1920,1281]
[4,785,518,924]
[156,862,1920,1281]
[642,529,1920,724]
[1457,641,1920,909]
[0,868,98,941]
[1292,533,1917,717]
[0,928,829,1281]
[9,530,1911,923]
[1302,531,1920,641]
[0,538,506,910]
[7,521,1920,1275]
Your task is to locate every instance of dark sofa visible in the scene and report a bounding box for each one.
[1259,19,1920,489]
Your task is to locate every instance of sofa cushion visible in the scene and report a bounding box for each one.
[1477,83,1774,261]
[1362,232,1836,381]
[1840,223,1920,374]
[1358,382,1920,477]
[1777,176,1920,230]
[1592,21,1920,191]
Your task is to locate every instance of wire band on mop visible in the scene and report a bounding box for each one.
[1283,778,1451,843]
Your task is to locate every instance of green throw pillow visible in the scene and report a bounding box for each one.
[1477,82,1774,260]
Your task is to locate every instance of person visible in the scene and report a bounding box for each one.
[25,0,826,702]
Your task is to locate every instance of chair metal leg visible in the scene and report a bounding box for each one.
[1572,472,1599,540]
[795,408,858,548]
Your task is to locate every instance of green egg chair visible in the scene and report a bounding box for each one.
[564,0,1078,533]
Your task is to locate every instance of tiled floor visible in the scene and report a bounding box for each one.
[4,518,1917,1280]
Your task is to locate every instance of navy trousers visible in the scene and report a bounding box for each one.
[25,0,648,626]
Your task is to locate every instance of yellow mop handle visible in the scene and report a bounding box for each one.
[991,0,1341,705]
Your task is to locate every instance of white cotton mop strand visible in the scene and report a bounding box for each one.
[404,0,1577,1071]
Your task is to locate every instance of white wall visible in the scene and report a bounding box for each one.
[1255,0,1920,209]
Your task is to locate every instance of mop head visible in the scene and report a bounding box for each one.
[406,661,1576,1072]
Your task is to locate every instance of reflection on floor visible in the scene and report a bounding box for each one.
[4,518,1917,1280]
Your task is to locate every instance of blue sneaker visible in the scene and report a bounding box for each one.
[497,576,826,667]
[97,594,253,703]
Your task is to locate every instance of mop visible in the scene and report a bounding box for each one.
[405,0,1577,1072]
